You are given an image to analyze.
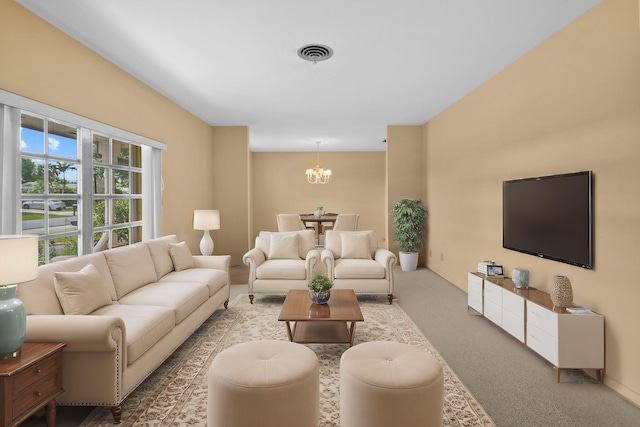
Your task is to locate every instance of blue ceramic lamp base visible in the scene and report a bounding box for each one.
[0,285,26,360]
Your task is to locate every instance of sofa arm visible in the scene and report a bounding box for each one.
[193,254,231,272]
[26,315,125,353]
[305,250,320,280]
[243,248,266,294]
[321,249,336,280]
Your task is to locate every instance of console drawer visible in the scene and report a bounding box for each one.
[527,323,558,365]
[527,301,558,338]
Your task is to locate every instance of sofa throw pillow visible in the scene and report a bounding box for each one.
[341,232,372,259]
[54,263,113,315]
[268,233,300,259]
[169,241,195,271]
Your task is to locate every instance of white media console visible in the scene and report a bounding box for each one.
[468,272,604,381]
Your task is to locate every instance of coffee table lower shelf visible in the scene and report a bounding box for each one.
[285,321,357,345]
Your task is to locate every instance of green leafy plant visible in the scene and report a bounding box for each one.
[307,274,333,292]
[390,198,427,252]
[315,205,324,211]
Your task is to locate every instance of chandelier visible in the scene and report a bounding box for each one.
[306,141,332,184]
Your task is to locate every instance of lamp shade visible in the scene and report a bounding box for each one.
[193,210,220,231]
[0,235,38,285]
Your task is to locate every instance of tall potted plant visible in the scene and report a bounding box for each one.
[391,198,427,271]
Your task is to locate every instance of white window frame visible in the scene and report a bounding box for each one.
[0,89,166,259]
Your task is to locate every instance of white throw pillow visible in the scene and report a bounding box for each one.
[54,263,113,315]
[169,241,195,271]
[268,233,300,259]
[341,232,372,259]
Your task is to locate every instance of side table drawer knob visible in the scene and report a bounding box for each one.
[36,391,42,397]
[36,369,41,374]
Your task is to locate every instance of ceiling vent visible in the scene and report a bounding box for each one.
[297,44,333,64]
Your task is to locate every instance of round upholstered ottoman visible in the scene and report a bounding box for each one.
[207,340,319,427]
[340,341,444,427]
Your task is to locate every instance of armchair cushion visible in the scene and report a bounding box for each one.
[334,259,386,279]
[53,263,113,315]
[325,230,377,259]
[257,260,307,280]
[268,233,300,259]
[341,232,372,259]
[256,230,315,259]
[169,241,195,271]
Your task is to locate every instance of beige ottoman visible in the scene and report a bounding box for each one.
[207,340,319,427]
[340,341,444,427]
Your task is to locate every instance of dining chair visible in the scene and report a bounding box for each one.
[276,214,306,232]
[332,214,359,231]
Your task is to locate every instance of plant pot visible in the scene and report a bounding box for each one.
[314,210,322,218]
[399,251,419,271]
[309,290,331,304]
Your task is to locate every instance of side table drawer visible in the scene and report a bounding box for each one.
[13,352,59,393]
[13,372,60,419]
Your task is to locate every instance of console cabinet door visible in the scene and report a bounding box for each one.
[502,289,525,342]
[467,273,483,314]
[483,280,502,326]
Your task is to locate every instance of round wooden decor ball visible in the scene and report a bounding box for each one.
[550,275,573,308]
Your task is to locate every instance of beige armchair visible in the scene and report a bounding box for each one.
[321,230,397,304]
[242,230,319,303]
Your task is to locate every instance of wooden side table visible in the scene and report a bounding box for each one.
[0,343,65,427]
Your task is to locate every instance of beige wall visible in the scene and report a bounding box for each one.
[251,151,386,246]
[0,0,217,254]
[211,127,250,264]
[386,125,426,263]
[423,0,640,405]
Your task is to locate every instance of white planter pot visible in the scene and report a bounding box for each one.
[399,251,419,271]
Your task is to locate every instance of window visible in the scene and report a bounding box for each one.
[1,90,165,264]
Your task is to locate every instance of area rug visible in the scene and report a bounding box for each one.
[83,294,495,426]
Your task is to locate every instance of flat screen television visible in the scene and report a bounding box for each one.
[502,171,593,269]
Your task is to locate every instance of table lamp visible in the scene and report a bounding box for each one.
[0,235,38,359]
[193,210,220,255]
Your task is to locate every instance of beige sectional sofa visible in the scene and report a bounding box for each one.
[17,234,230,422]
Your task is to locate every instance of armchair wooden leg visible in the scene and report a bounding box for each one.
[223,299,229,309]
[249,294,254,304]
[387,294,393,304]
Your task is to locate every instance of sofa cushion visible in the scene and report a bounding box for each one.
[92,303,175,365]
[256,230,315,259]
[118,282,209,324]
[268,233,300,259]
[325,230,377,259]
[146,234,179,279]
[256,259,307,280]
[334,259,386,279]
[341,232,372,259]
[160,268,228,296]
[18,253,116,315]
[104,243,158,299]
[169,242,195,271]
[53,263,113,315]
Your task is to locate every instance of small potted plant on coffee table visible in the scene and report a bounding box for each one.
[308,273,333,304]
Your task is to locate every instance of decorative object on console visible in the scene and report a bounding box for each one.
[314,205,324,218]
[193,209,220,255]
[391,198,427,271]
[307,273,333,304]
[512,268,530,288]
[550,275,573,309]
[0,235,38,359]
[486,264,503,277]
[306,141,332,184]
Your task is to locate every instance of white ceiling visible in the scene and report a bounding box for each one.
[17,0,600,152]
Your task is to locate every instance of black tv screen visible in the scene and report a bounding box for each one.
[503,171,593,269]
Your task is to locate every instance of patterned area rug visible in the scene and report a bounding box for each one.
[84,294,495,426]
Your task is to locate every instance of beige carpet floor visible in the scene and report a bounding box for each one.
[83,294,494,426]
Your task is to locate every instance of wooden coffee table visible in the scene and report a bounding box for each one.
[278,289,364,346]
